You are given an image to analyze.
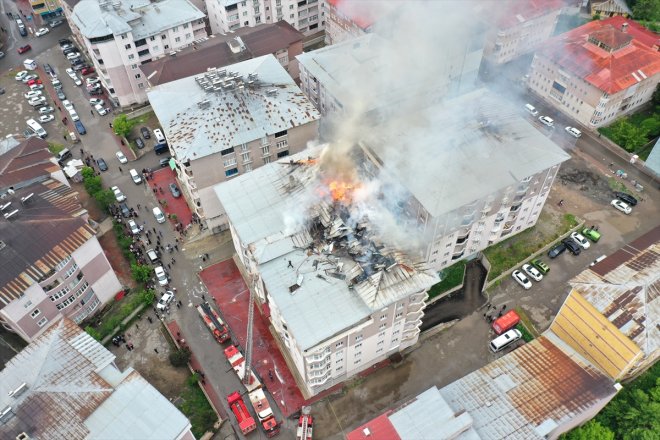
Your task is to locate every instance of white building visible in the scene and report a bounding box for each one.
[69,0,206,107]
[148,54,320,232]
[0,318,194,440]
[215,149,437,397]
[205,0,325,37]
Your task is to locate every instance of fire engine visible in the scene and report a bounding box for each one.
[197,302,230,343]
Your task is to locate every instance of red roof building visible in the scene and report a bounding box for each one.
[325,0,383,45]
[528,17,660,128]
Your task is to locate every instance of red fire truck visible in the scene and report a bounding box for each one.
[227,391,257,435]
[197,302,230,343]
[492,310,520,335]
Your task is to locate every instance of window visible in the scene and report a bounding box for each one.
[221,147,235,156]
[276,150,289,158]
[150,36,155,41]
[354,359,361,365]
[175,37,181,43]
[274,129,287,138]
[135,73,141,79]
[153,45,159,52]
[376,347,383,353]
[255,15,261,23]
[131,64,138,69]
[37,317,48,327]
[186,33,192,40]
[261,145,270,156]
[336,366,343,371]
[240,143,249,151]
[241,152,250,162]
[121,34,127,39]
[124,43,131,49]
[354,352,361,358]
[244,163,252,172]
[183,23,189,29]
[355,335,363,342]
[30,309,41,318]
[138,83,145,89]
[379,323,387,330]
[137,49,150,57]
[355,343,362,349]
[223,157,237,167]
[263,156,271,164]
[276,140,287,149]
[164,45,169,50]
[173,26,179,32]
[128,54,134,60]
[377,340,384,346]
[395,311,403,319]
[378,331,386,337]
[335,341,344,348]
[254,6,260,12]
[380,314,387,321]
[225,168,239,177]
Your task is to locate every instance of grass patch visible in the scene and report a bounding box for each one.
[428,260,466,299]
[126,110,154,127]
[484,213,578,281]
[48,142,65,154]
[514,307,539,340]
[178,375,218,438]
[83,289,152,341]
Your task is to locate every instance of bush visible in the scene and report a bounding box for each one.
[131,263,152,284]
[169,348,192,368]
[112,114,136,138]
[179,376,217,438]
[94,189,116,212]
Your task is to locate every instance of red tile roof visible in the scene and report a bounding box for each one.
[345,411,400,440]
[539,19,660,94]
[601,16,660,50]
[495,0,566,29]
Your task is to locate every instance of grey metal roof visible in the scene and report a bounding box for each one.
[0,319,190,440]
[72,0,204,40]
[438,336,618,440]
[365,88,570,217]
[148,54,320,162]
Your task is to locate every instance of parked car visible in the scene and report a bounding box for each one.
[60,43,74,51]
[115,151,128,164]
[157,290,174,310]
[548,243,567,259]
[35,27,49,37]
[96,158,108,171]
[38,115,54,123]
[152,207,165,223]
[562,238,581,256]
[522,263,543,282]
[17,45,31,54]
[90,98,105,106]
[0,51,4,59]
[66,52,81,60]
[89,88,103,96]
[63,100,74,111]
[59,38,72,46]
[140,126,151,139]
[24,90,42,100]
[95,104,108,115]
[128,219,141,235]
[130,169,142,184]
[22,74,38,83]
[160,157,172,167]
[565,126,581,138]
[111,186,126,202]
[56,90,66,100]
[65,68,77,79]
[44,64,54,75]
[81,66,95,75]
[611,199,632,214]
[38,106,54,115]
[86,76,100,85]
[74,78,82,86]
[135,137,145,149]
[582,227,601,242]
[73,63,86,72]
[614,191,637,206]
[28,96,46,106]
[49,19,64,28]
[74,120,86,135]
[15,71,28,81]
[511,270,532,289]
[530,258,550,274]
[71,58,84,66]
[51,79,62,89]
[119,202,130,217]
[538,116,554,127]
[27,78,42,86]
[169,183,181,198]
[570,232,590,249]
[154,266,169,287]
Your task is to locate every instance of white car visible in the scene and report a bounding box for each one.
[15,70,28,81]
[565,126,581,138]
[115,151,128,164]
[35,27,50,37]
[511,270,532,290]
[38,106,54,115]
[28,97,46,106]
[128,219,141,235]
[521,263,543,282]
[24,90,42,100]
[611,199,632,214]
[95,104,108,115]
[111,186,126,202]
[65,68,77,79]
[156,291,175,310]
[63,100,74,111]
[22,74,38,83]
[74,78,82,86]
[90,98,105,106]
[539,116,554,127]
[66,52,81,60]
[570,232,590,249]
[39,115,54,123]
[29,84,44,90]
[154,266,168,286]
[86,76,100,85]
[68,109,80,122]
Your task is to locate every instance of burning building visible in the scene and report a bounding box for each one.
[216,147,438,397]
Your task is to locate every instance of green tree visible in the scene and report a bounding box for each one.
[562,420,614,440]
[608,118,649,152]
[81,166,96,180]
[85,326,102,341]
[169,348,191,367]
[131,264,152,284]
[112,114,136,138]
[652,84,660,106]
[139,289,156,306]
[93,188,116,212]
[83,175,103,195]
[633,0,660,21]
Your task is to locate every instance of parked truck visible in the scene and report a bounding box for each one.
[197,302,230,343]
[296,406,313,440]
[227,391,256,435]
[492,310,520,335]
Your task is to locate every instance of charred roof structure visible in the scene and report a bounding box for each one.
[0,318,192,439]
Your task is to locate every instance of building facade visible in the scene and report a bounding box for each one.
[591,0,631,18]
[148,54,320,232]
[528,18,660,128]
[0,180,121,342]
[205,0,325,37]
[324,0,376,45]
[67,0,206,107]
[30,0,63,19]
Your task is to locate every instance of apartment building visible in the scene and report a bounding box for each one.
[215,148,437,397]
[147,54,320,232]
[67,0,206,107]
[0,318,194,440]
[30,0,63,19]
[591,0,631,18]
[528,17,660,128]
[481,0,563,70]
[325,0,378,45]
[141,21,304,86]
[0,180,121,342]
[205,0,325,36]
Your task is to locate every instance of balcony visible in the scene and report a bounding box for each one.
[402,327,420,341]
[406,310,423,322]
[408,301,424,314]
[309,348,331,362]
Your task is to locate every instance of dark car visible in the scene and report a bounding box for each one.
[74,120,86,135]
[17,45,31,54]
[160,157,172,167]
[73,63,86,72]
[547,243,567,259]
[614,191,637,206]
[140,127,150,139]
[89,88,103,96]
[561,238,581,256]
[71,58,84,66]
[119,202,130,218]
[63,47,78,55]
[58,38,72,46]
[135,137,145,149]
[44,63,53,75]
[97,158,108,171]
[169,183,181,198]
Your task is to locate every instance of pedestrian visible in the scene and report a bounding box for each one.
[174,244,178,251]
[126,344,131,351]
[167,263,171,269]
[177,332,181,337]
[118,166,123,173]
[109,122,112,128]
[152,227,157,233]
[178,300,182,307]
[502,304,507,311]
[176,302,180,309]
[137,203,141,210]
[63,135,67,140]
[121,139,125,146]
[159,230,163,238]
[57,105,61,111]
[91,110,94,116]
[172,258,176,264]
[147,316,153,324]
[154,348,159,354]
[135,323,139,330]
[202,294,206,301]
[205,253,209,259]
[558,199,564,206]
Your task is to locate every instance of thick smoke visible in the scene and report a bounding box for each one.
[285,1,489,252]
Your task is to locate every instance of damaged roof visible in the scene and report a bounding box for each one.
[0,136,59,189]
[148,54,320,162]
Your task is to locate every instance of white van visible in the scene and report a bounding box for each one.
[23,59,37,71]
[152,207,166,224]
[489,329,522,353]
[524,104,538,116]
[129,169,142,184]
[153,128,166,144]
[26,119,47,139]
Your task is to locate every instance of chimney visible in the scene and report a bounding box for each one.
[622,22,628,33]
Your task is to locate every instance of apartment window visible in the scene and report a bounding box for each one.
[335,341,344,348]
[131,64,138,69]
[255,15,261,23]
[121,34,127,39]
[392,338,399,344]
[355,343,362,349]
[240,143,249,151]
[162,34,167,39]
[30,309,41,318]
[138,83,145,89]
[290,14,294,18]
[276,150,289,158]
[261,145,270,156]
[223,157,237,167]
[186,33,192,39]
[379,323,387,330]
[377,340,384,346]
[150,36,155,41]
[37,317,48,327]
[376,348,383,354]
[230,13,239,20]
[241,152,250,162]
[263,156,271,164]
[65,263,78,278]
[164,45,169,50]
[393,329,400,335]
[124,43,131,49]
[378,331,386,337]
[274,129,287,138]
[289,4,293,8]
[173,26,179,32]
[244,163,252,172]
[355,335,363,342]
[354,359,361,365]
[225,168,239,177]
[221,147,235,156]
[395,312,403,319]
[276,140,287,149]
[336,366,343,372]
[153,46,159,52]
[380,313,387,321]
[354,352,361,358]
[183,23,189,29]
[135,73,141,79]
[335,358,343,364]
[175,37,181,43]
[242,11,247,16]
[128,54,134,60]
[254,6,260,12]
[137,49,150,57]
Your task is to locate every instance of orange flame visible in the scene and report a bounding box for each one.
[327,180,357,203]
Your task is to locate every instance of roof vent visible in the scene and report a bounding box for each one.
[20,193,33,205]
[0,406,14,423]
[0,241,6,251]
[4,209,19,220]
[16,433,30,440]
[362,428,371,436]
[8,383,28,398]
[0,202,11,211]
[622,22,628,33]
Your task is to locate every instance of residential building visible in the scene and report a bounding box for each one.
[324,0,379,45]
[147,54,320,232]
[346,334,620,440]
[0,139,121,341]
[297,33,484,117]
[551,225,660,381]
[141,20,303,86]
[527,17,660,128]
[30,0,63,19]
[67,0,206,107]
[481,0,563,70]
[361,88,569,272]
[0,318,194,439]
[205,0,325,37]
[215,148,438,397]
[591,0,631,18]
